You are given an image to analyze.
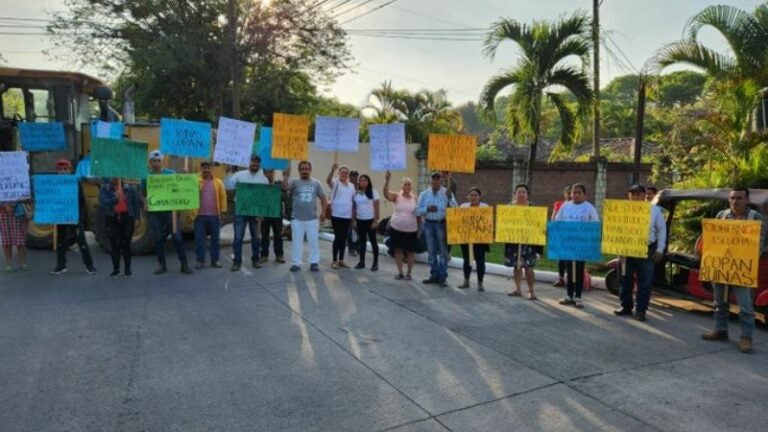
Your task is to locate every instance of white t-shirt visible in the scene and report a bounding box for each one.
[354,190,380,220]
[227,169,268,188]
[329,179,356,219]
[460,202,489,208]
[554,201,600,221]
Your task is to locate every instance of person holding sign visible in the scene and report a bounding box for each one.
[457,187,490,292]
[326,164,357,269]
[145,150,193,275]
[282,161,327,272]
[99,178,142,277]
[192,161,227,269]
[701,187,766,354]
[226,155,269,271]
[415,172,457,287]
[554,183,599,308]
[50,159,97,276]
[0,201,30,272]
[259,169,287,264]
[352,174,380,271]
[613,184,666,322]
[383,171,419,280]
[504,184,539,299]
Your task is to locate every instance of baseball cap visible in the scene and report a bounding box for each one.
[200,161,213,167]
[148,150,164,161]
[55,159,72,169]
[628,183,646,193]
[429,171,442,179]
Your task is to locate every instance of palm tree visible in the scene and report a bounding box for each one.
[656,4,768,85]
[479,11,593,186]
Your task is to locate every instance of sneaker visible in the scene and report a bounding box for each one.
[251,260,262,269]
[477,282,485,292]
[438,280,448,288]
[290,265,301,272]
[230,263,241,272]
[701,330,729,341]
[50,266,67,275]
[395,274,405,280]
[154,265,167,275]
[180,263,194,275]
[614,307,633,316]
[124,269,133,277]
[86,267,97,275]
[553,278,565,287]
[211,261,222,268]
[331,261,339,269]
[338,261,349,269]
[194,261,205,270]
[574,298,584,309]
[20,264,29,271]
[3,265,14,273]
[259,256,269,264]
[370,263,378,272]
[634,311,647,322]
[310,263,319,272]
[276,255,286,264]
[422,278,438,284]
[458,280,470,289]
[354,262,365,269]
[110,270,120,278]
[558,296,575,305]
[739,337,753,354]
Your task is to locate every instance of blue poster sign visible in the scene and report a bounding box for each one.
[255,127,289,170]
[33,174,79,224]
[19,122,67,151]
[160,118,211,158]
[546,221,603,262]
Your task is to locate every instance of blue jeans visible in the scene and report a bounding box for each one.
[233,215,259,264]
[619,256,655,312]
[148,211,186,265]
[194,215,220,263]
[712,284,754,339]
[423,220,448,282]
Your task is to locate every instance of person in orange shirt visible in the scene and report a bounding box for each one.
[192,161,227,269]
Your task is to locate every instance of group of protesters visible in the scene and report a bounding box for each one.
[0,153,762,354]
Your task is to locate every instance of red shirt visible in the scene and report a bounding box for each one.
[114,192,128,213]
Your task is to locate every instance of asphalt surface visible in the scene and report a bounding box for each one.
[1,236,766,432]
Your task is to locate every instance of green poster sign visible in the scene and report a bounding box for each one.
[91,137,149,179]
[235,183,282,218]
[147,174,199,211]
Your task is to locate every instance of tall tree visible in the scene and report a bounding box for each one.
[49,0,351,122]
[479,11,593,186]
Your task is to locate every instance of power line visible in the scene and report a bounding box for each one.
[341,0,399,25]
[332,0,379,18]
[388,5,475,29]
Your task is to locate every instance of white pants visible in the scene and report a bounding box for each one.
[291,219,320,266]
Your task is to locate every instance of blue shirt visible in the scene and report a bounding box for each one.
[415,186,457,221]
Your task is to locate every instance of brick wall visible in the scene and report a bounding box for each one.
[448,161,658,215]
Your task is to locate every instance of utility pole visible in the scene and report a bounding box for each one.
[592,0,600,158]
[633,75,646,184]
[228,0,241,119]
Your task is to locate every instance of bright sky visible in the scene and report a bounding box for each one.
[1,0,764,107]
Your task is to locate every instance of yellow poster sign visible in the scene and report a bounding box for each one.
[601,199,652,258]
[427,134,477,173]
[700,219,761,288]
[446,206,494,245]
[494,205,548,245]
[272,113,310,160]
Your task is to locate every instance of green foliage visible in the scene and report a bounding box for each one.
[479,11,593,184]
[50,0,351,122]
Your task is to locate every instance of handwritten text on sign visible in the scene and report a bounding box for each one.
[214,116,257,167]
[91,138,149,179]
[19,122,67,151]
[235,183,282,218]
[314,116,360,153]
[33,174,78,224]
[272,113,310,160]
[160,118,212,158]
[546,221,602,262]
[0,151,30,201]
[601,199,651,258]
[255,127,289,170]
[369,123,407,171]
[446,206,494,245]
[147,174,200,212]
[700,219,761,288]
[427,134,477,173]
[495,205,548,245]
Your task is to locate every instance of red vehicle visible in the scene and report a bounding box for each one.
[604,188,768,320]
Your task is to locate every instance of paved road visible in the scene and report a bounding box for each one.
[1,239,766,432]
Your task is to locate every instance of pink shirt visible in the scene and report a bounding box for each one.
[390,193,418,233]
[199,180,218,216]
